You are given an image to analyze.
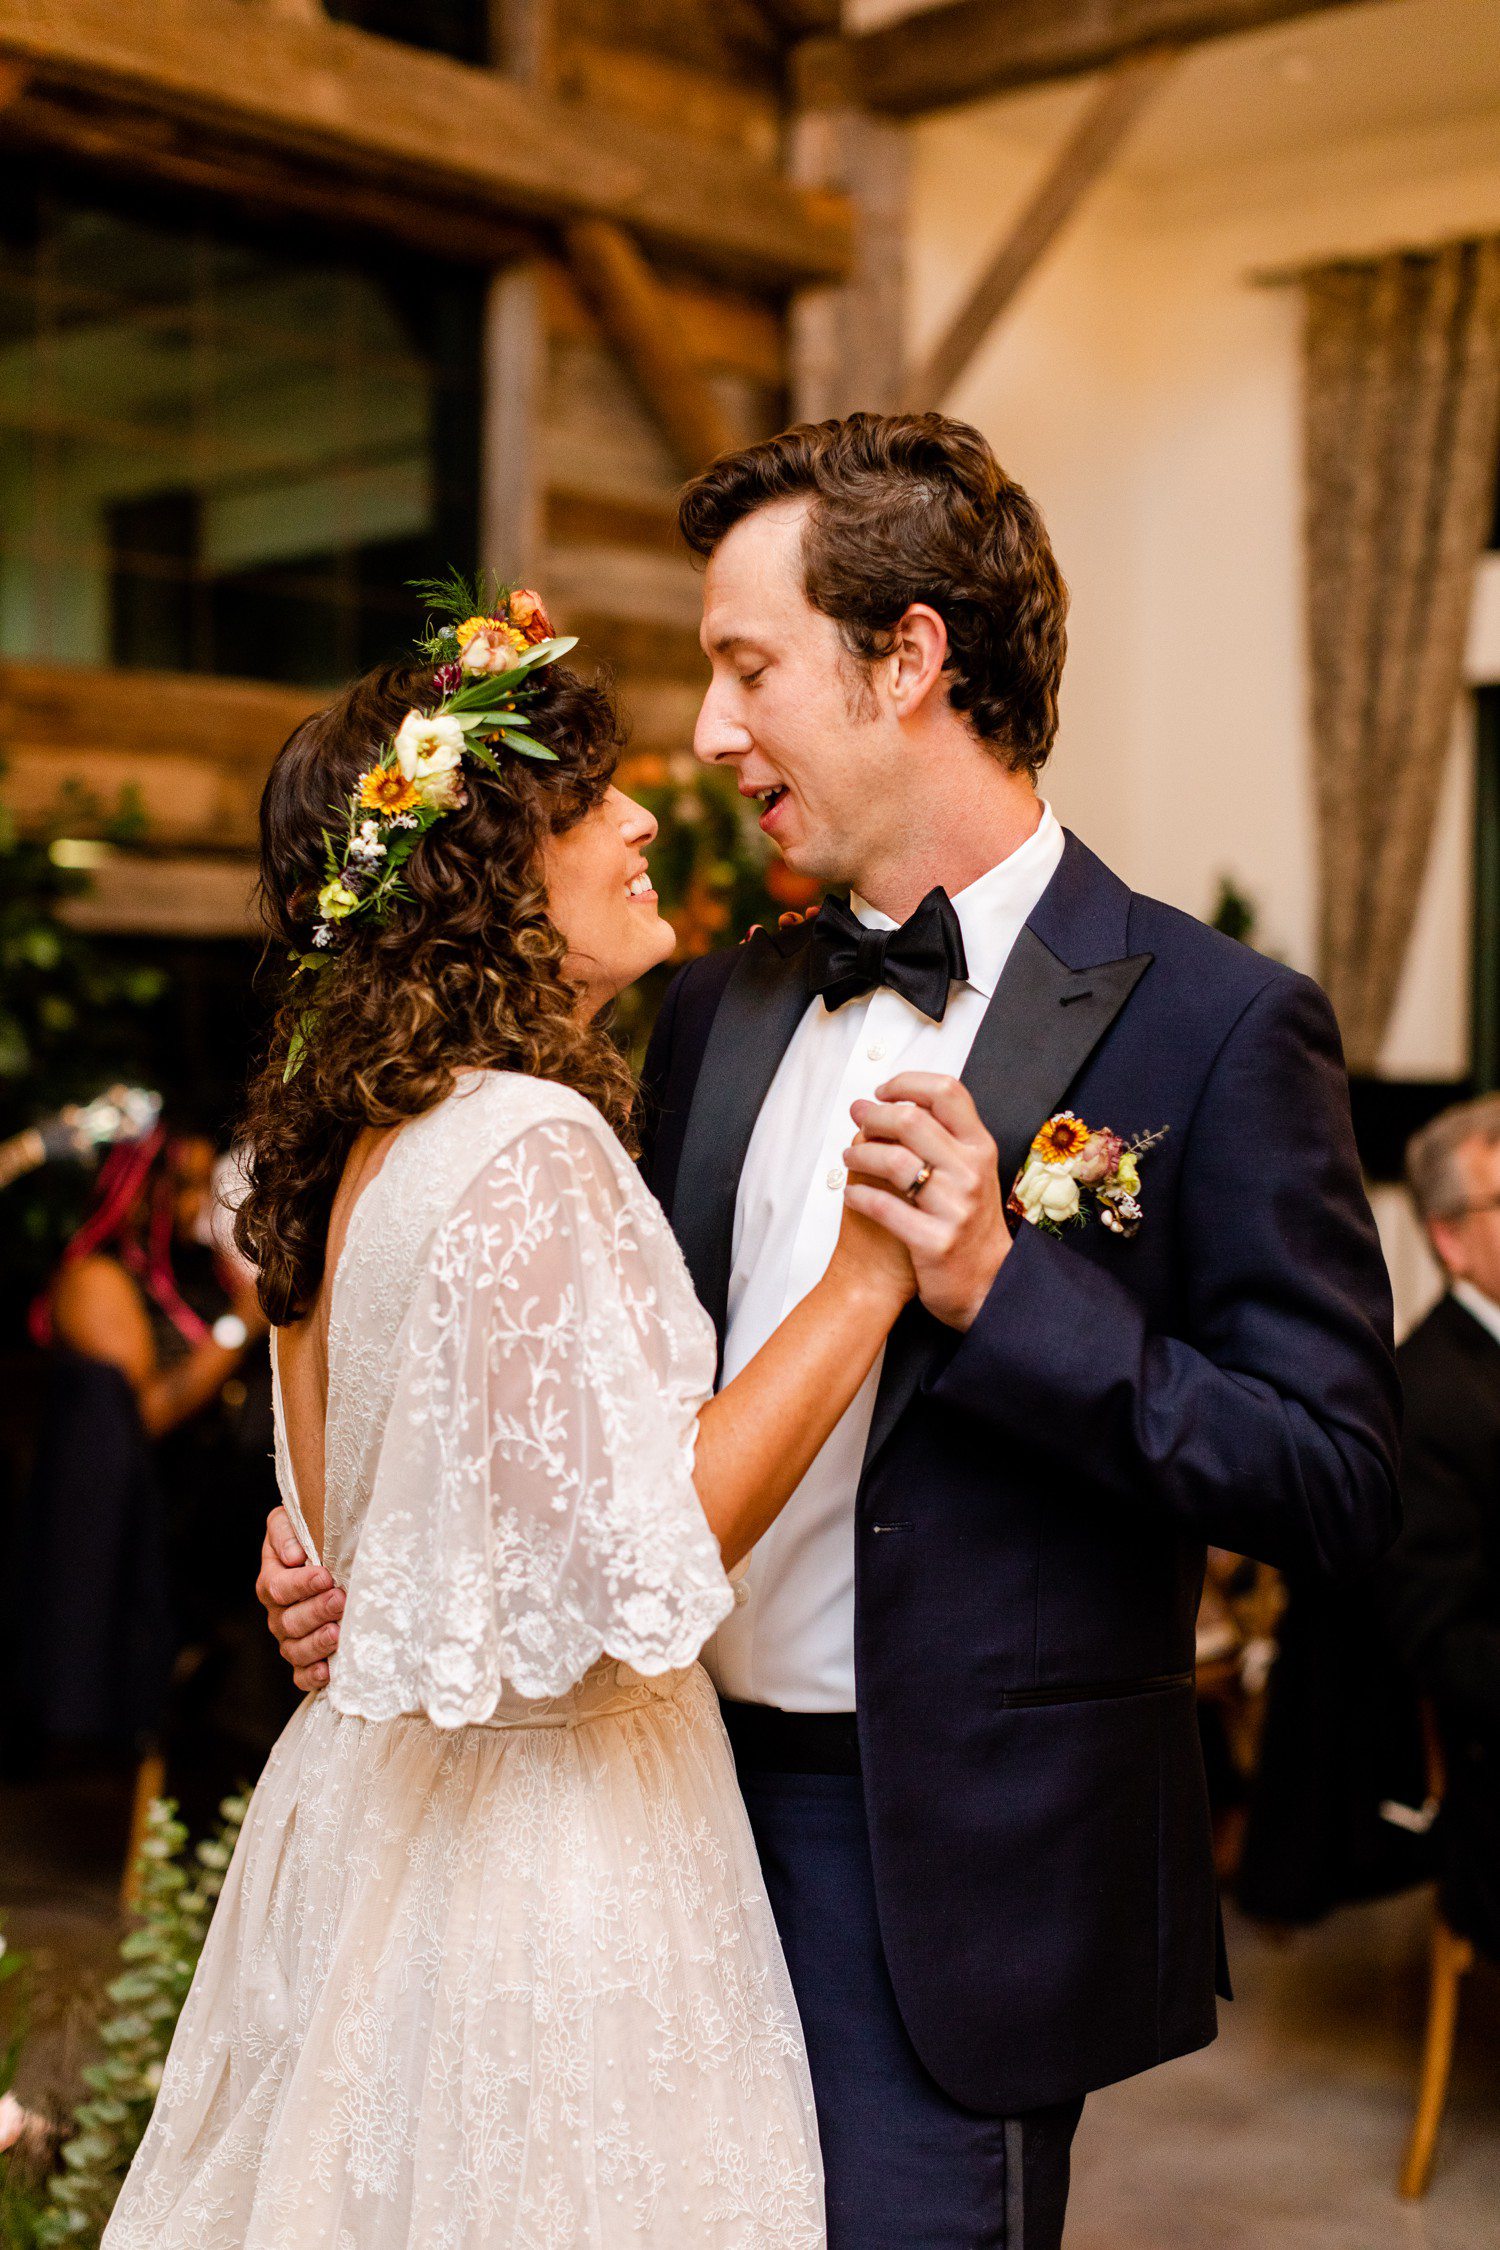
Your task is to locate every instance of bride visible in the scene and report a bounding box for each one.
[102,586,911,2250]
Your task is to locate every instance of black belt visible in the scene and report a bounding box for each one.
[720,1699,862,1777]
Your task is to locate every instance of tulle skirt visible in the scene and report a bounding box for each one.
[104,1662,824,2249]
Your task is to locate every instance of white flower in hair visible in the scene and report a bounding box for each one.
[394,710,465,786]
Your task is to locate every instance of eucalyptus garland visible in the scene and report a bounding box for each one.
[0,1792,246,2249]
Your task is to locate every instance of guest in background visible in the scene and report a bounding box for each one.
[3,1121,290,1800]
[1384,1096,1500,1957]
[39,1126,267,1442]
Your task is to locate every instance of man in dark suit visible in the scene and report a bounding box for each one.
[1385,1097,1500,1955]
[260,415,1400,2248]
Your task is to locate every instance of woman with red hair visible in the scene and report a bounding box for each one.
[8,1124,274,1766]
[39,1125,267,1435]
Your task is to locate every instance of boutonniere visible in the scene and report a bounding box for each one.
[1008,1112,1168,1240]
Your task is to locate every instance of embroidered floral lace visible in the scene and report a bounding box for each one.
[104,1073,824,2249]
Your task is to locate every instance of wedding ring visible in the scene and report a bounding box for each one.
[903,1161,934,1205]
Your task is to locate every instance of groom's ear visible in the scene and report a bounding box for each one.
[888,603,950,720]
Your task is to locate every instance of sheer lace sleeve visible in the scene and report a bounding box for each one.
[329,1111,731,1721]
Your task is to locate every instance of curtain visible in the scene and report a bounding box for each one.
[1304,237,1500,1071]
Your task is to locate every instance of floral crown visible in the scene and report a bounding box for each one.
[284,570,575,1079]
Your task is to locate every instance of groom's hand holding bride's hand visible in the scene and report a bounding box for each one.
[843,1073,1010,1331]
[257,1510,345,1691]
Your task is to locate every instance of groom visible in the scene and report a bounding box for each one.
[259,414,1401,2247]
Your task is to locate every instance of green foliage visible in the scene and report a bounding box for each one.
[0,1923,30,2098]
[406,565,510,644]
[0,766,168,1317]
[1,1793,248,2250]
[1209,875,1259,949]
[0,773,163,1107]
[0,1921,45,2250]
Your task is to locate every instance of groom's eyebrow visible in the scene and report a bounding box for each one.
[705,631,771,659]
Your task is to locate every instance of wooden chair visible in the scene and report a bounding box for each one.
[1398,1705,1476,2200]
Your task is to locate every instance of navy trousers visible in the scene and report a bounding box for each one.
[725,1712,1083,2250]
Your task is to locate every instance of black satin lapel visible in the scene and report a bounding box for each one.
[962,929,1156,1192]
[861,929,1154,1473]
[670,935,815,1347]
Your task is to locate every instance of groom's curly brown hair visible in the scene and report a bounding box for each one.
[678,413,1068,778]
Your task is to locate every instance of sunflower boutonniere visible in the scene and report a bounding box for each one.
[1007,1112,1167,1240]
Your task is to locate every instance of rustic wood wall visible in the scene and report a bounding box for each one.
[0,0,829,934]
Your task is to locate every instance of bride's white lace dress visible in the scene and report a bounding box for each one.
[104,1071,824,2250]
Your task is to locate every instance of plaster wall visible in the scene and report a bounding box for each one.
[907,64,1500,1062]
[904,24,1500,1328]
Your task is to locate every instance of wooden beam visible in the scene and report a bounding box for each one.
[5,88,533,265]
[839,0,1377,116]
[0,0,851,285]
[545,487,684,556]
[563,218,740,473]
[544,259,784,386]
[0,660,319,851]
[903,47,1174,408]
[59,853,259,939]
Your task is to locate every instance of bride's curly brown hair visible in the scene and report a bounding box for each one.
[235,656,638,1326]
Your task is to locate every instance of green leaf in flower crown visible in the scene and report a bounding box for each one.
[517,634,577,666]
[443,673,528,714]
[406,567,509,631]
[451,702,533,728]
[502,731,559,761]
[463,740,506,780]
[283,1009,317,1083]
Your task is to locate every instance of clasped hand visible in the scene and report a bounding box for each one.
[257,1070,1009,1691]
[257,1512,343,1691]
[842,1072,1011,1331]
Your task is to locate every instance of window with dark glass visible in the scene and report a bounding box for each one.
[0,157,483,688]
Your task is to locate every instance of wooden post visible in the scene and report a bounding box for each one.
[482,262,547,582]
[902,46,1175,409]
[789,45,909,421]
[482,0,550,583]
[562,218,739,474]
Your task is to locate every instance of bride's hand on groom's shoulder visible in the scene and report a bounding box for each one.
[842,1074,1011,1333]
[257,1507,346,1692]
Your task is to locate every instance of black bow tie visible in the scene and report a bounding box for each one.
[806,888,968,1023]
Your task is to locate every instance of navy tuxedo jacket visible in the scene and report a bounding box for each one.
[640,831,1401,2115]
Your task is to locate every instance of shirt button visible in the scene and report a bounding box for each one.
[826,1165,847,1190]
[866,1041,887,1061]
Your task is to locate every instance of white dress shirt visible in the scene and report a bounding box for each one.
[703,803,1067,1712]
[1451,1278,1500,1350]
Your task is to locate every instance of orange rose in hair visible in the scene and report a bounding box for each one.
[508,588,553,644]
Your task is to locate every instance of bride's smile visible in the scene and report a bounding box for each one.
[542,784,676,1015]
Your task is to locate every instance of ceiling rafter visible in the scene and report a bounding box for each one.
[830,0,1382,116]
[0,0,851,285]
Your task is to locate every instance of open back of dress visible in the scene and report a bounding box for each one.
[104,1070,824,2250]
